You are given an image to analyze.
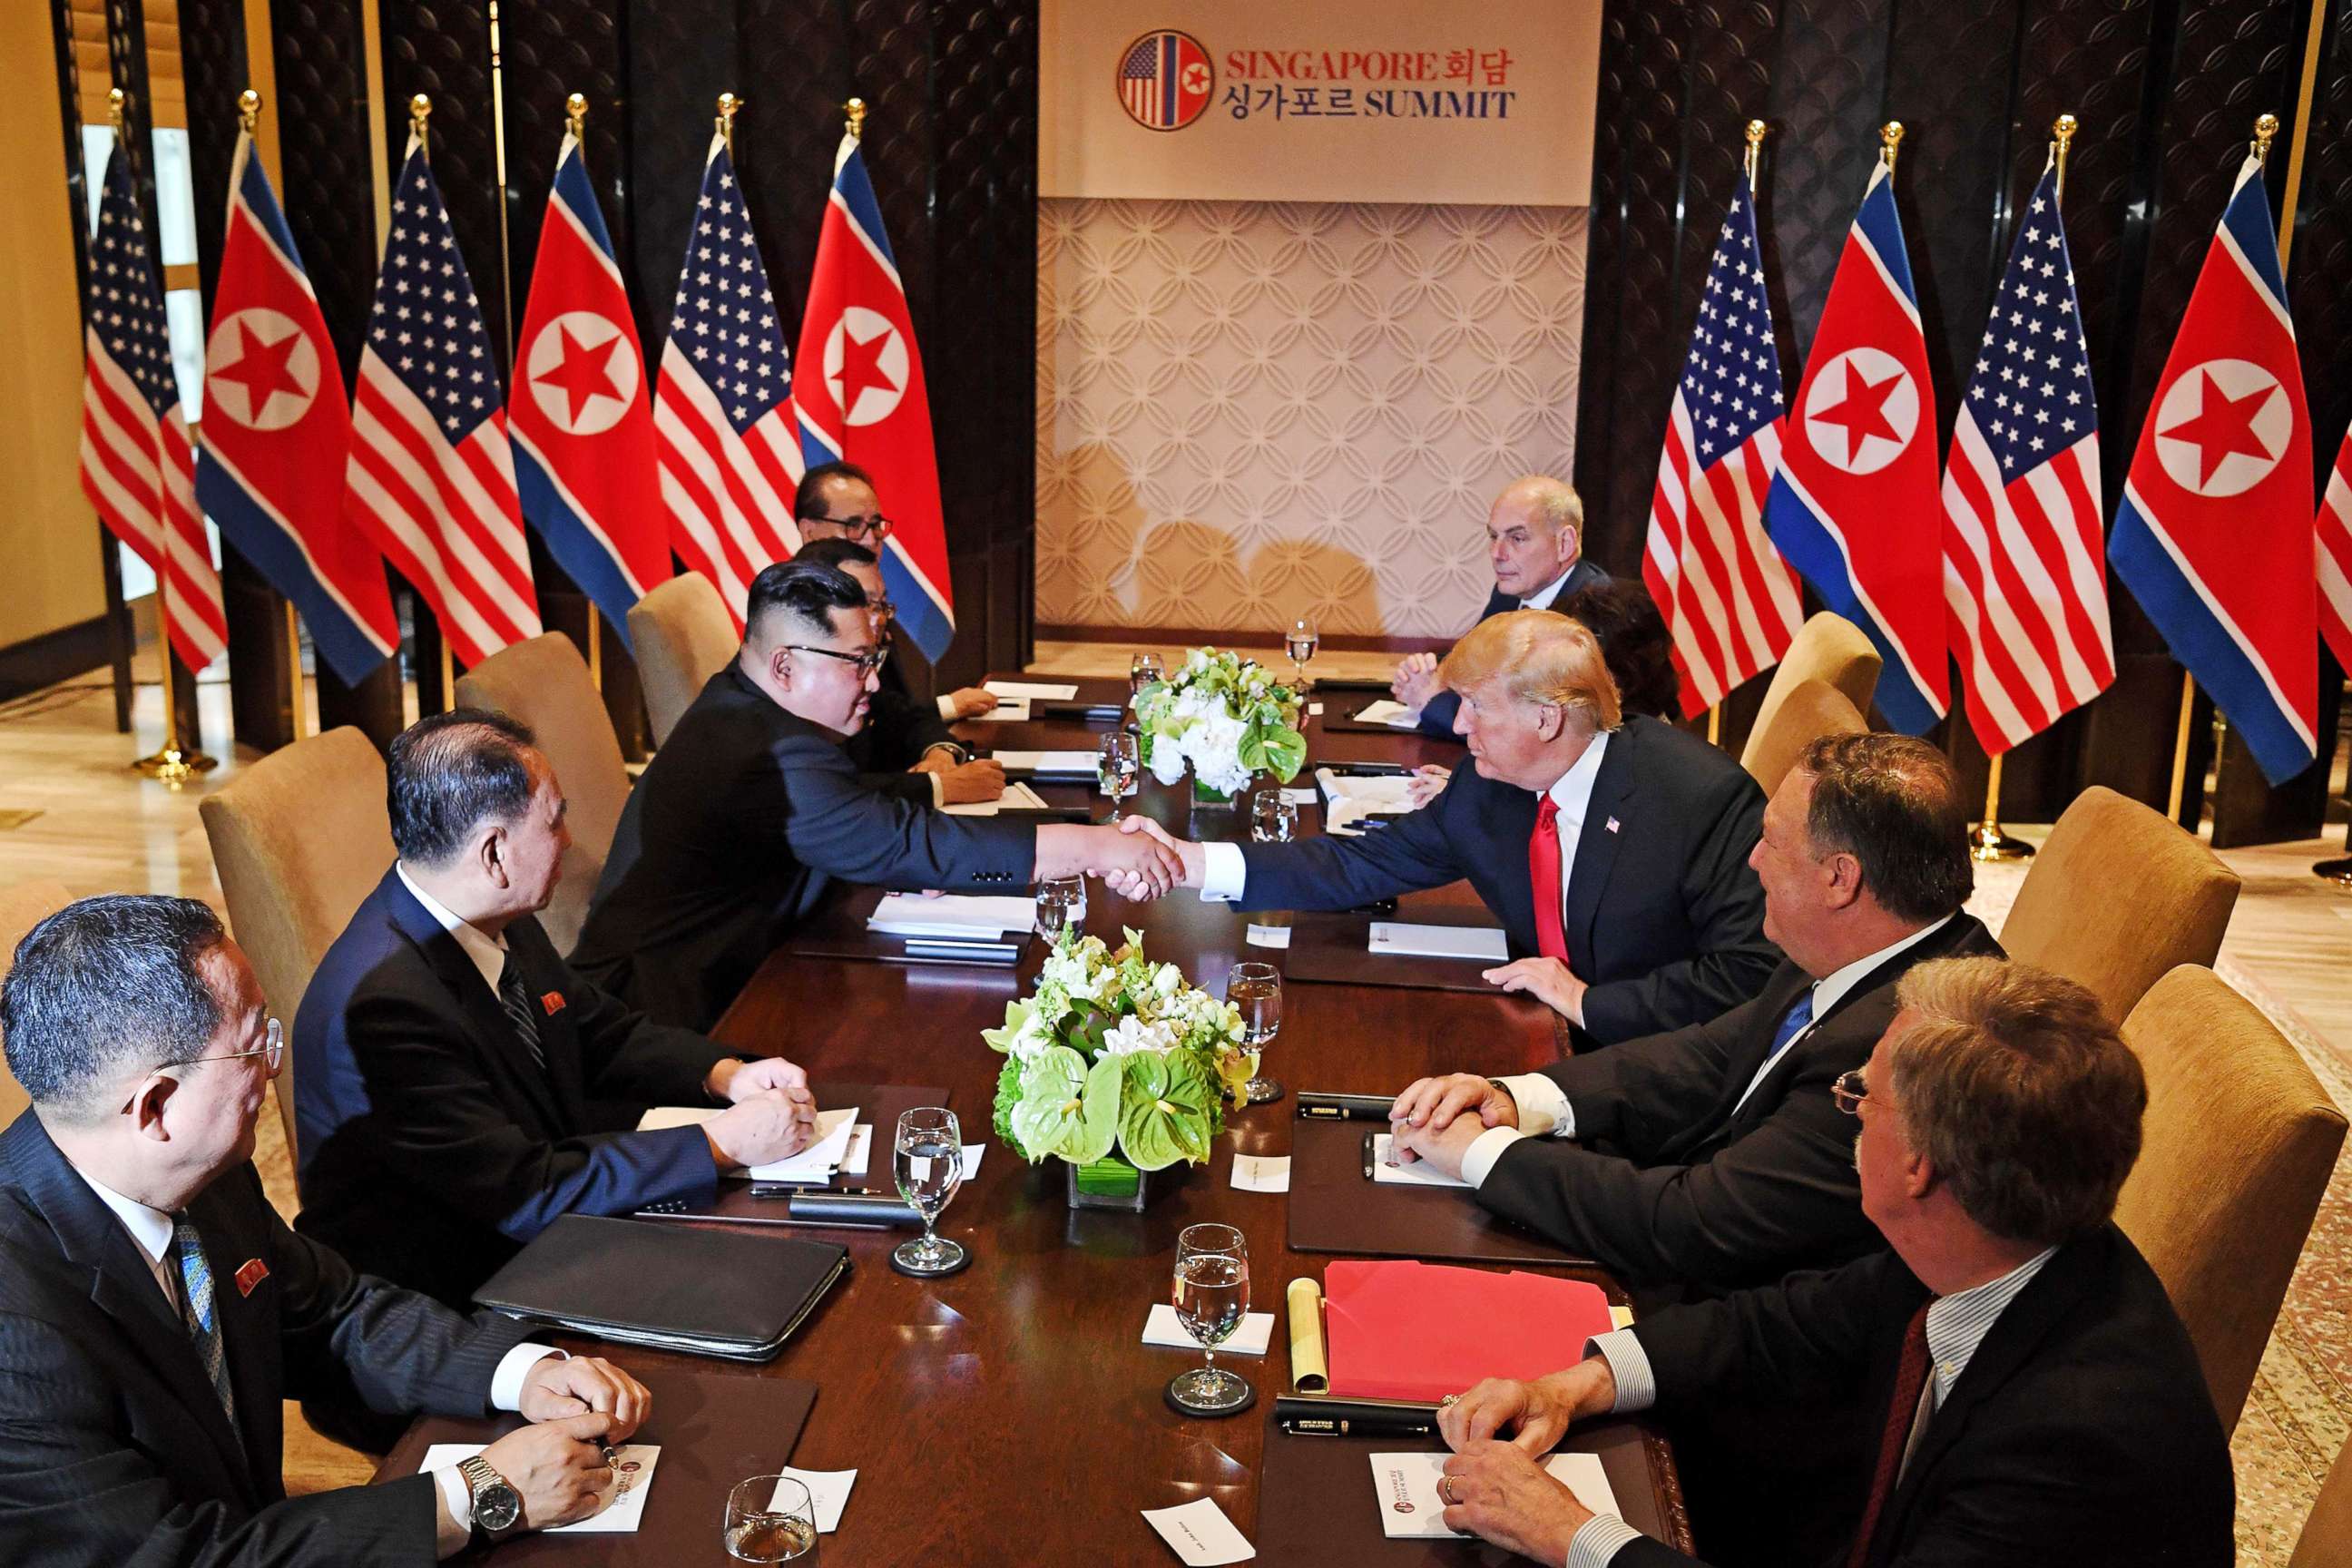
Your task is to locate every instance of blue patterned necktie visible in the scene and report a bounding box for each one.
[1765,990,1817,1063]
[170,1215,239,1431]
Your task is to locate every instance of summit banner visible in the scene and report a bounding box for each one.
[1041,0,1603,206]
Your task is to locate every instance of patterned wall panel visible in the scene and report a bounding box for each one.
[178,0,245,307]
[622,0,738,348]
[1761,0,1895,355]
[271,1,382,381]
[1570,7,1634,570]
[1036,200,1588,639]
[2291,1,2352,475]
[500,0,631,338]
[380,1,510,365]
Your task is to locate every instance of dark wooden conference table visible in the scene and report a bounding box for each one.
[391,676,1692,1563]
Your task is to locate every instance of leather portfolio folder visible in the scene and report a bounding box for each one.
[1321,1259,1615,1403]
[634,1083,948,1226]
[373,1367,819,1564]
[1285,907,1513,994]
[1287,1117,1593,1268]
[473,1214,848,1361]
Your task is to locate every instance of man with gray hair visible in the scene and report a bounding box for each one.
[0,895,648,1563]
[1426,956,2233,1568]
[294,708,822,1308]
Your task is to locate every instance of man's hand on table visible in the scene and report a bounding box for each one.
[1435,1363,1621,1561]
[1387,1110,1490,1181]
[701,1087,820,1170]
[942,686,999,720]
[517,1356,652,1436]
[1482,956,1588,1025]
[707,1055,811,1103]
[477,1411,626,1530]
[1406,764,1452,808]
[926,758,1006,804]
[1393,652,1443,710]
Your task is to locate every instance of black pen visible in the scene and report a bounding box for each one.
[1361,1129,1375,1180]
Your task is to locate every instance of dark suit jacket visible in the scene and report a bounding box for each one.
[1479,915,2002,1299]
[1416,557,1610,738]
[293,868,730,1306]
[1615,1225,2234,1568]
[1237,714,1777,1043]
[848,682,961,805]
[572,665,1036,1029]
[0,1112,531,1568]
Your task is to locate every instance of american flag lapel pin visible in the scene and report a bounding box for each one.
[1606,817,1621,834]
[540,991,566,1016]
[234,1258,270,1298]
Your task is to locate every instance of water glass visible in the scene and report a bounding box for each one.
[1130,652,1165,700]
[1285,618,1318,691]
[1226,962,1284,1105]
[1098,731,1140,819]
[891,1106,967,1276]
[726,1475,818,1563]
[1166,1222,1254,1416]
[1250,791,1298,843]
[1034,880,1079,944]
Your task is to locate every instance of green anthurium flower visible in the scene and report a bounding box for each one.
[1007,1045,1120,1163]
[1116,1051,1219,1171]
[981,999,1037,1056]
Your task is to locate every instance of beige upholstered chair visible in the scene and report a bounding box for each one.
[0,881,75,1126]
[1738,677,1868,797]
[2116,965,2345,1436]
[1998,785,2239,1025]
[199,726,396,1158]
[1748,612,1880,741]
[2290,1427,2352,1567]
[456,632,629,954]
[629,573,738,746]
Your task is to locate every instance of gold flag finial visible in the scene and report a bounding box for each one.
[846,96,867,140]
[716,92,740,151]
[1880,120,1905,178]
[239,88,262,132]
[107,87,127,132]
[2253,112,2279,162]
[565,92,587,140]
[409,93,432,157]
[1743,119,1767,185]
[2051,113,2080,203]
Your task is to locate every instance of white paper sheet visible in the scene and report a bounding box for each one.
[1369,1133,1473,1188]
[1314,768,1421,836]
[970,696,1031,721]
[1244,923,1292,950]
[984,680,1081,700]
[769,1467,857,1533]
[420,1444,660,1534]
[1367,922,1508,963]
[991,749,1099,776]
[748,1107,859,1182]
[1279,787,1318,806]
[867,891,1036,937]
[1307,702,1326,716]
[1142,1496,1256,1564]
[1350,698,1424,729]
[1369,1451,1619,1539]
[1231,1153,1291,1193]
[839,1124,872,1178]
[961,1142,986,1180]
[941,780,1054,817]
[1143,1301,1276,1356]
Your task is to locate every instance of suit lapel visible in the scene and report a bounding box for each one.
[381,873,568,1133]
[1472,776,1541,954]
[1674,963,1817,1153]
[1560,720,1641,972]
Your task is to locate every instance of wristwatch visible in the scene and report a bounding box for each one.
[457,1455,525,1543]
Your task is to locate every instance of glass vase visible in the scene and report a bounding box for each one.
[1064,1152,1184,1213]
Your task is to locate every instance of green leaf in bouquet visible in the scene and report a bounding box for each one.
[1252,721,1308,783]
[1116,1052,1219,1171]
[980,999,1038,1056]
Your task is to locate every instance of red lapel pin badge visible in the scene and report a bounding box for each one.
[234,1258,270,1298]
[540,991,566,1016]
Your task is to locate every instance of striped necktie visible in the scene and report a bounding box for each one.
[496,952,548,1072]
[170,1215,239,1431]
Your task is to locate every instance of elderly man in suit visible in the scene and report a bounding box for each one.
[0,895,647,1565]
[573,560,1181,1029]
[1119,610,1778,1045]
[293,709,821,1307]
[1428,957,2233,1568]
[1393,475,1608,740]
[1388,731,2000,1300]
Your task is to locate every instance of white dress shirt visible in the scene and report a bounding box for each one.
[397,863,510,993]
[1462,914,1955,1188]
[1520,564,1580,612]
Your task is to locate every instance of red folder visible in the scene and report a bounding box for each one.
[1321,1259,1615,1403]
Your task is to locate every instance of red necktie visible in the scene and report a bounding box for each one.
[1528,796,1569,963]
[1847,1300,1934,1568]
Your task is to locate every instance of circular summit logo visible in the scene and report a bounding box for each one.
[204,308,319,432]
[1116,29,1214,132]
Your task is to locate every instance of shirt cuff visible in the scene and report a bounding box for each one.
[1495,1073,1575,1139]
[432,1466,474,1557]
[1565,1513,1647,1568]
[1200,840,1248,901]
[935,693,958,720]
[926,771,946,808]
[489,1342,564,1411]
[1461,1125,1527,1188]
[1587,1329,1656,1414]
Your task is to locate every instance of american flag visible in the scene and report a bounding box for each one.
[78,138,227,673]
[1642,172,1804,716]
[653,134,803,627]
[345,134,540,668]
[2319,419,2352,674]
[1940,160,2112,754]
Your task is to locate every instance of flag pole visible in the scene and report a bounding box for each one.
[1972,113,2079,863]
[408,93,459,709]
[1704,119,1767,754]
[2167,112,2278,826]
[558,89,604,694]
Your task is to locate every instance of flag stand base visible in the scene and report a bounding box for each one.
[1968,820,2034,862]
[2314,857,2352,891]
[132,744,218,786]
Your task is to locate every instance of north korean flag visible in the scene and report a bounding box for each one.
[194,131,398,686]
[1763,157,1948,733]
[795,129,954,661]
[2110,152,2316,786]
[510,131,670,645]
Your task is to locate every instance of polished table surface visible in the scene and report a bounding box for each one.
[403,678,1690,1562]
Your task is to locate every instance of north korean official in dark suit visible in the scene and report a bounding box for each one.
[1122,610,1778,1045]
[0,895,653,1565]
[1389,733,1999,1301]
[572,560,1181,1028]
[294,710,821,1307]
[1391,475,1609,740]
[1426,957,2233,1568]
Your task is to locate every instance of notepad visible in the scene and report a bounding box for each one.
[1314,768,1419,836]
[1370,1451,1619,1539]
[990,749,1099,778]
[1351,699,1424,729]
[985,679,1080,701]
[1322,1259,1615,1404]
[867,891,1036,937]
[941,780,1054,817]
[1367,922,1508,963]
[419,1444,660,1534]
[1369,1134,1472,1188]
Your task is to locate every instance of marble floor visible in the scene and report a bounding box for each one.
[4,655,2350,1557]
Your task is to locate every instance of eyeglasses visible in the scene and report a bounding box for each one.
[123,1018,283,1112]
[783,642,891,675]
[1831,1068,1874,1116]
[802,512,894,544]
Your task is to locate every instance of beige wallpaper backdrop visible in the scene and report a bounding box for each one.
[1034,199,1589,640]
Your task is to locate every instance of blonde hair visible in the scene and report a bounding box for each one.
[1437,609,1622,732]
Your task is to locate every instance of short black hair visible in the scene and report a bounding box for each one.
[3,895,226,1122]
[793,460,877,521]
[792,537,879,572]
[1798,732,1973,923]
[744,559,868,647]
[1561,580,1679,720]
[387,708,541,867]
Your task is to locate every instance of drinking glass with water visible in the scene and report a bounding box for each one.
[891,1106,968,1276]
[1165,1222,1253,1416]
[726,1475,818,1563]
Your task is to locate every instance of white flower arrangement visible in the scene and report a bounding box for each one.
[1133,647,1307,797]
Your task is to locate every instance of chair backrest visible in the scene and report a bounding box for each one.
[1999,785,2239,1024]
[0,881,75,1127]
[2117,965,2346,1435]
[1737,677,1868,797]
[456,632,629,954]
[2290,1426,2352,1568]
[628,573,739,747]
[199,726,395,1160]
[1749,612,1880,741]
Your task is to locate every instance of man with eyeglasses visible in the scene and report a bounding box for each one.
[573,559,1185,1029]
[0,895,650,1564]
[1423,957,2232,1568]
[794,537,1006,808]
[794,461,995,721]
